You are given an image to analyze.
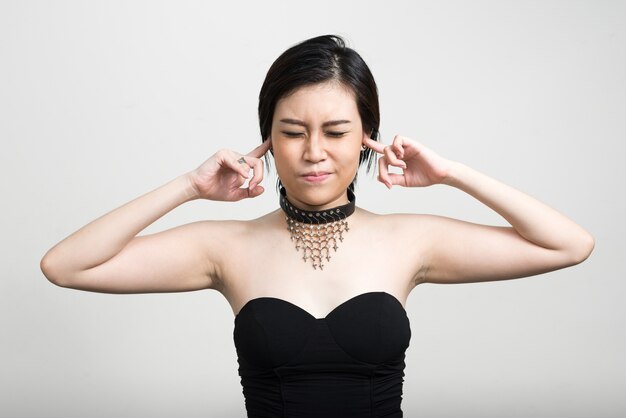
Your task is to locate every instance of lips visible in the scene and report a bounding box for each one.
[301,172,331,183]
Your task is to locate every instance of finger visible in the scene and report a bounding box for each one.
[247,157,264,190]
[230,187,250,202]
[248,184,265,198]
[392,136,406,159]
[216,150,249,178]
[362,135,386,154]
[234,155,252,178]
[387,173,406,187]
[233,183,265,201]
[384,145,407,169]
[377,155,393,189]
[247,138,272,158]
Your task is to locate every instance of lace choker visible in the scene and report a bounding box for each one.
[279,186,356,270]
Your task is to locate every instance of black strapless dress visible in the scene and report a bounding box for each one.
[233,291,411,417]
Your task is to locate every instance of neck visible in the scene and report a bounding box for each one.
[290,194,348,212]
[279,187,356,224]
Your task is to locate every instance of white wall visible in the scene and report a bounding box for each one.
[1,0,623,417]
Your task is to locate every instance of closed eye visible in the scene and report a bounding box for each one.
[281,131,347,138]
[282,131,303,137]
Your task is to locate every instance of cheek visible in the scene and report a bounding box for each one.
[272,144,291,167]
[340,139,363,166]
[271,145,295,181]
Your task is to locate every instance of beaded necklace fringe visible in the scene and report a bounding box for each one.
[279,187,356,270]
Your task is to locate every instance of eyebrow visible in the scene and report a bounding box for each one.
[279,118,352,128]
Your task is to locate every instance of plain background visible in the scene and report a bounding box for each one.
[2,1,624,417]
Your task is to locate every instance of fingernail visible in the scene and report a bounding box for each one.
[249,182,256,190]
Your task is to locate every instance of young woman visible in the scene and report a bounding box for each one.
[40,35,594,417]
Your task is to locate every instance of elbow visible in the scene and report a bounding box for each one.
[40,252,70,288]
[568,231,595,266]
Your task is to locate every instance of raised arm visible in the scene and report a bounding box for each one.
[40,140,271,293]
[364,134,595,285]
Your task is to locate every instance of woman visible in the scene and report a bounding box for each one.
[40,35,594,417]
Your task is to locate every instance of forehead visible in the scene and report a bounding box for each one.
[274,82,359,119]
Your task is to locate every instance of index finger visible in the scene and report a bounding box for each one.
[363,135,386,154]
[246,138,272,158]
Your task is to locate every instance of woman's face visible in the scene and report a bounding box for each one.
[270,81,365,211]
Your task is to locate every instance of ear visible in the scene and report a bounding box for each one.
[362,130,371,146]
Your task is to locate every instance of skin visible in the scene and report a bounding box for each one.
[41,81,595,320]
[270,81,363,211]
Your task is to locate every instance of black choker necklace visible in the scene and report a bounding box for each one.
[279,187,356,270]
[279,187,356,223]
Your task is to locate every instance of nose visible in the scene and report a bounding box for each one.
[303,132,327,163]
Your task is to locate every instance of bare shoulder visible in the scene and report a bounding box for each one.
[199,210,281,286]
[355,209,500,286]
[350,208,437,287]
[192,212,274,236]
[355,207,436,232]
[363,211,462,249]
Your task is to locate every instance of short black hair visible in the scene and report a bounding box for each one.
[258,34,380,193]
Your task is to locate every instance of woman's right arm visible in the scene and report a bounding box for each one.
[40,142,271,294]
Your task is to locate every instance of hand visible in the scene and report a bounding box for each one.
[186,139,272,201]
[363,134,453,189]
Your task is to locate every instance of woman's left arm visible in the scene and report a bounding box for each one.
[364,134,595,285]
